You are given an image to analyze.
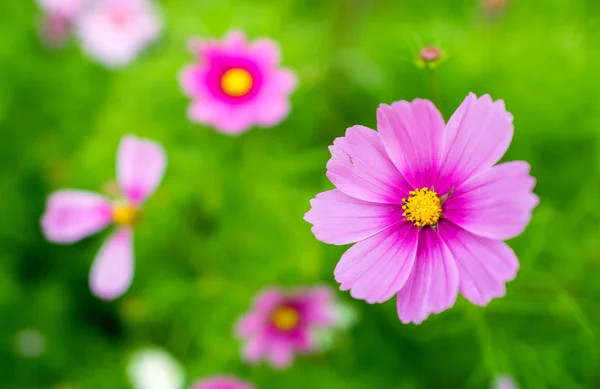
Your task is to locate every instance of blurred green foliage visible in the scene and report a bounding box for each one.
[2,0,600,388]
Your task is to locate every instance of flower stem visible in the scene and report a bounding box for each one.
[428,67,442,112]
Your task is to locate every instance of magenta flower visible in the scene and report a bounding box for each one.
[235,286,336,368]
[180,31,297,135]
[41,135,166,300]
[191,376,255,389]
[74,0,162,68]
[305,93,538,324]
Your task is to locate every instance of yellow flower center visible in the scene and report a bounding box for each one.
[220,68,253,97]
[112,203,139,226]
[402,188,443,227]
[271,306,299,331]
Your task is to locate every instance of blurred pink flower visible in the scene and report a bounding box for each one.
[492,374,518,389]
[305,93,538,324]
[38,0,85,19]
[482,0,510,18]
[180,30,297,135]
[41,135,166,300]
[37,0,85,47]
[235,286,336,368]
[191,376,255,389]
[419,46,441,62]
[74,0,162,68]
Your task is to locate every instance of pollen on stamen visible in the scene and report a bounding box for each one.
[402,187,443,227]
[112,202,139,226]
[271,306,299,331]
[220,68,253,97]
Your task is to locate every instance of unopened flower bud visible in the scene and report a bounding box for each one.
[416,46,444,68]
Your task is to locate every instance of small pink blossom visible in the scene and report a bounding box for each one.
[235,286,336,369]
[37,0,86,47]
[305,93,538,324]
[191,376,255,389]
[420,46,442,62]
[41,135,166,300]
[180,30,297,135]
[74,0,162,68]
[492,374,518,389]
[482,0,510,18]
[38,0,85,19]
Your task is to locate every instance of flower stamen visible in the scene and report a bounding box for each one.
[220,68,253,97]
[271,306,299,331]
[402,188,443,227]
[112,202,139,226]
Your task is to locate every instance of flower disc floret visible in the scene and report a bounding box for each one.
[402,188,442,227]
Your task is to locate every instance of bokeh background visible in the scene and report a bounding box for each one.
[2,0,600,388]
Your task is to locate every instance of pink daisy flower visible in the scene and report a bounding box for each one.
[235,286,336,368]
[36,0,85,47]
[304,93,538,324]
[179,31,297,135]
[74,0,162,68]
[191,376,255,389]
[41,135,166,300]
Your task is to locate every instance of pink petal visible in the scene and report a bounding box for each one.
[250,38,281,67]
[492,374,519,389]
[304,189,403,245]
[188,38,221,61]
[188,101,255,135]
[192,376,255,389]
[443,161,539,240]
[438,93,514,190]
[267,340,294,369]
[241,335,268,364]
[235,313,263,338]
[37,0,85,19]
[188,100,222,124]
[335,223,418,304]
[254,98,290,127]
[271,69,297,95]
[73,0,162,68]
[326,125,411,204]
[117,134,166,204]
[223,30,247,52]
[179,65,205,97]
[292,331,315,352]
[210,114,255,134]
[89,228,134,300]
[396,226,459,324]
[440,222,519,306]
[41,190,113,243]
[253,287,285,313]
[300,286,335,326]
[376,99,445,188]
[40,13,72,48]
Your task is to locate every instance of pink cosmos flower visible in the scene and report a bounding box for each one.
[74,0,162,68]
[41,135,166,300]
[191,376,255,389]
[235,286,336,368]
[37,0,86,47]
[180,31,297,135]
[305,93,538,324]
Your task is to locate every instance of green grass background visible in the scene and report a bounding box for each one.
[2,0,600,388]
